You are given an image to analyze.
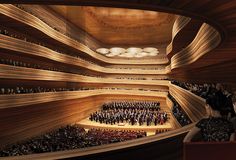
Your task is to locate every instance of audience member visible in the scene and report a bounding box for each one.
[0,125,146,157]
[168,94,191,126]
[184,94,235,142]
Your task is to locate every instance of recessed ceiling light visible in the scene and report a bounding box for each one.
[110,47,126,54]
[125,54,134,58]
[96,48,109,54]
[106,53,116,57]
[126,47,142,54]
[139,52,148,56]
[149,51,159,56]
[143,47,158,53]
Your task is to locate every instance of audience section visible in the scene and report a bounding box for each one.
[0,125,146,157]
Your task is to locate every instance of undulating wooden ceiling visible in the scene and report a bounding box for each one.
[49,6,176,46]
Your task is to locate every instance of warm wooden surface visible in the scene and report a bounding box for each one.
[5,0,235,85]
[77,118,172,132]
[0,34,168,75]
[49,6,175,46]
[166,96,181,129]
[0,123,195,160]
[0,64,171,85]
[170,23,221,70]
[169,84,206,122]
[0,94,168,147]
[0,4,169,65]
[167,17,202,59]
[0,89,168,109]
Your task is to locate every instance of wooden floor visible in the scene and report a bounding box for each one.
[77,118,172,136]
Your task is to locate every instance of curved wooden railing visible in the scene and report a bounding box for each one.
[0,34,168,75]
[166,15,191,56]
[169,84,206,122]
[0,64,170,86]
[0,123,195,160]
[170,23,221,70]
[0,89,168,109]
[0,4,169,65]
[166,96,182,129]
[0,85,206,159]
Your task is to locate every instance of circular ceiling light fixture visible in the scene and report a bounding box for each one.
[96,48,109,54]
[126,47,142,54]
[139,52,148,56]
[134,54,144,58]
[106,53,116,57]
[148,50,159,56]
[125,53,134,58]
[110,47,126,55]
[143,47,158,53]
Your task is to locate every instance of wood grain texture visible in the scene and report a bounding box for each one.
[0,94,168,147]
[170,23,221,70]
[166,96,181,129]
[0,88,168,109]
[7,0,236,85]
[0,34,168,75]
[169,84,206,122]
[49,6,175,46]
[167,17,202,59]
[0,64,171,86]
[166,15,191,56]
[0,4,169,65]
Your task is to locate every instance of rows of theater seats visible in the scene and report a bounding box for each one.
[0,58,168,83]
[0,58,103,78]
[171,80,236,117]
[1,28,166,71]
[0,28,97,65]
[168,94,192,126]
[0,58,165,80]
[89,101,168,126]
[171,80,234,99]
[107,66,165,70]
[0,86,164,95]
[7,5,169,68]
[0,125,146,157]
[0,86,81,94]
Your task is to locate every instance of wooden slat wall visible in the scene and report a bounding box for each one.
[0,4,169,65]
[0,94,167,148]
[0,35,167,75]
[169,84,206,122]
[166,15,191,56]
[166,96,182,129]
[0,64,170,86]
[170,23,221,70]
[0,89,168,109]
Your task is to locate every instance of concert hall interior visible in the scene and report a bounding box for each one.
[0,1,236,160]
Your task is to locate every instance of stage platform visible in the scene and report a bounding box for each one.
[77,118,173,136]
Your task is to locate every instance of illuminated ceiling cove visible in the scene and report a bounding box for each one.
[96,47,159,58]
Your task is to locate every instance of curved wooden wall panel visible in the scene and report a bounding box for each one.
[169,84,206,122]
[171,23,221,70]
[0,64,170,86]
[0,123,195,160]
[0,89,168,109]
[0,94,168,147]
[166,97,181,129]
[166,16,191,56]
[0,34,168,75]
[0,4,169,65]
